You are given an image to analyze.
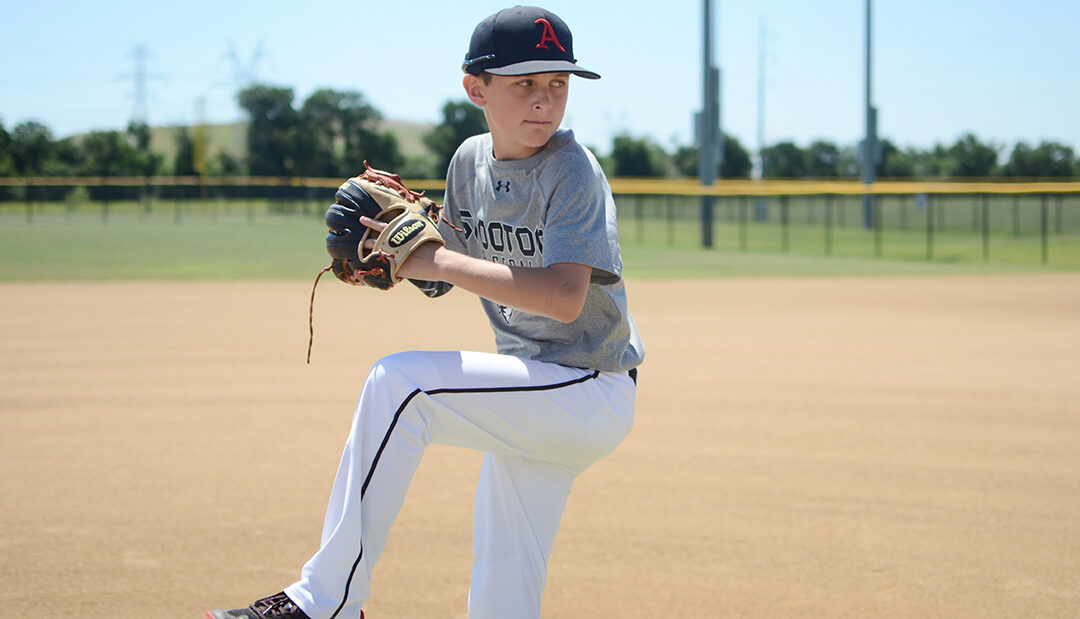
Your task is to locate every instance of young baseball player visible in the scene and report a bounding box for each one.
[207,6,643,618]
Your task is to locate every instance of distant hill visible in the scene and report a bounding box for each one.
[137,119,435,169]
[378,119,435,160]
[148,123,247,166]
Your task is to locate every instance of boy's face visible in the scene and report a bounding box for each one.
[464,72,570,161]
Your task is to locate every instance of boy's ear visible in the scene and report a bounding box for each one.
[463,75,487,107]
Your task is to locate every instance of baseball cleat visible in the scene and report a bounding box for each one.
[205,591,312,619]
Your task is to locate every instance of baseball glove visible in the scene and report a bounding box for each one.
[325,162,445,290]
[310,163,452,363]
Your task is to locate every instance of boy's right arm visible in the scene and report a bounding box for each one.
[404,243,591,324]
[360,214,590,324]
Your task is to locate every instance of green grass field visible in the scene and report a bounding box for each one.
[619,193,1080,276]
[1,197,1077,282]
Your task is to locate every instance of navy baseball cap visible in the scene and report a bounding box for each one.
[462,6,600,80]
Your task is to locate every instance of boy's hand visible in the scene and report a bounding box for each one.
[359,216,385,253]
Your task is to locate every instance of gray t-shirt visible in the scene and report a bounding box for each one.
[441,128,644,372]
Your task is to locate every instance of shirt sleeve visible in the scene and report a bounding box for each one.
[540,151,622,280]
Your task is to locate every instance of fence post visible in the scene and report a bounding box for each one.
[874,195,883,258]
[739,195,748,251]
[701,194,715,248]
[660,196,669,247]
[780,195,790,253]
[982,194,990,261]
[1056,195,1064,234]
[1012,195,1020,237]
[1041,194,1049,265]
[926,193,935,260]
[63,187,73,222]
[174,188,183,224]
[143,177,153,216]
[825,194,834,256]
[636,194,645,243]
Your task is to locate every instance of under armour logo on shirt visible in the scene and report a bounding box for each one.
[495,180,511,193]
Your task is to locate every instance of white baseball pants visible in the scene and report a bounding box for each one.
[284,350,637,619]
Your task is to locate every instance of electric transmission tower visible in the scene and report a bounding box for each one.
[215,41,267,170]
[226,40,266,92]
[120,44,164,127]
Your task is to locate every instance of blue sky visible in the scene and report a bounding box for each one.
[3,0,1078,156]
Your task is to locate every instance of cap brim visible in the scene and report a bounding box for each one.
[486,60,600,80]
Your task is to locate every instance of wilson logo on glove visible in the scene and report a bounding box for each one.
[389,218,429,248]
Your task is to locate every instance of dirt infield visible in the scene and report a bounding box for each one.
[2,276,1079,618]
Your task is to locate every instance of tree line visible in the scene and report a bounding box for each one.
[2,84,1078,183]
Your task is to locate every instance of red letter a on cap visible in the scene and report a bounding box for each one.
[534,18,567,52]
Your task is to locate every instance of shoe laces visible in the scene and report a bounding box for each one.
[251,592,306,618]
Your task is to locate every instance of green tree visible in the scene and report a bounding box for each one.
[914,144,953,178]
[672,145,696,177]
[760,141,808,178]
[300,89,402,175]
[948,133,999,178]
[78,130,143,176]
[806,140,841,178]
[10,121,54,176]
[721,134,752,178]
[1001,141,1077,178]
[73,129,146,200]
[211,151,242,176]
[341,127,400,177]
[237,85,301,176]
[610,134,670,177]
[336,91,390,172]
[0,118,13,177]
[127,121,163,177]
[45,137,82,176]
[671,133,752,179]
[296,89,342,176]
[423,101,488,178]
[0,119,12,200]
[836,145,861,178]
[173,127,197,176]
[877,140,916,178]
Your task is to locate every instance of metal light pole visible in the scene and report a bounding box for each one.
[756,15,766,182]
[861,0,878,229]
[699,0,721,248]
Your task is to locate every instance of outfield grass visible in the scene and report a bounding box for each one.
[618,194,1080,276]
[0,209,326,281]
[619,218,1080,275]
[0,198,1076,282]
